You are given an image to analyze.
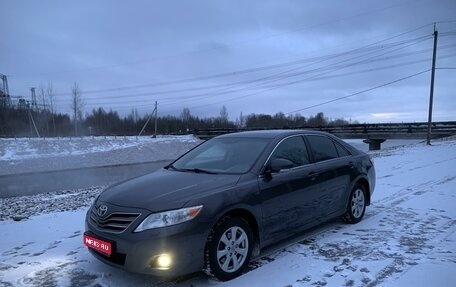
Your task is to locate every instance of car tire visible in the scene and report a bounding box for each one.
[342,184,367,224]
[204,216,253,281]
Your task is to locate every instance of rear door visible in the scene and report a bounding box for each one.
[304,135,353,219]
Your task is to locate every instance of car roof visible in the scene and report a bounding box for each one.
[216,129,330,139]
[216,129,363,155]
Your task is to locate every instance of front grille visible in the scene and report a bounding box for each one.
[90,208,140,233]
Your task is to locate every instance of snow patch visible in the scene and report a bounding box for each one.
[0,135,201,175]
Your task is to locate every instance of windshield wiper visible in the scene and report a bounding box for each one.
[167,165,217,174]
[181,168,217,174]
[165,164,178,170]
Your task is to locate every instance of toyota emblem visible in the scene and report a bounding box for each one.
[97,205,108,217]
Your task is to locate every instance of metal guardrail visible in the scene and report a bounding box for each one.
[194,121,456,140]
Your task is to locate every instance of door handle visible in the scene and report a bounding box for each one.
[348,161,355,169]
[307,172,319,180]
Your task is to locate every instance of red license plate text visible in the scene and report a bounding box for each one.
[83,234,112,256]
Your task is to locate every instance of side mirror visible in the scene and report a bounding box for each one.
[269,158,294,173]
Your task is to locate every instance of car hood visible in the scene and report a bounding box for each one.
[98,168,241,211]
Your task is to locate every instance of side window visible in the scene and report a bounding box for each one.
[334,141,351,157]
[306,135,339,162]
[270,136,310,167]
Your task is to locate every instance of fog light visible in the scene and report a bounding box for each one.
[156,254,172,269]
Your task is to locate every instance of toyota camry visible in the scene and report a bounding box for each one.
[84,130,375,281]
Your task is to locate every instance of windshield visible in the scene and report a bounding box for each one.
[171,137,270,174]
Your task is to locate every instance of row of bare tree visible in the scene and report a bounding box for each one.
[1,81,355,137]
[1,103,353,137]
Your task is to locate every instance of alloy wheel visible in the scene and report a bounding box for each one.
[351,188,365,218]
[216,226,249,273]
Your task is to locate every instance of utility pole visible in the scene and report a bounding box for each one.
[28,104,33,137]
[153,101,158,138]
[138,102,158,137]
[30,87,37,110]
[28,107,40,138]
[426,25,438,145]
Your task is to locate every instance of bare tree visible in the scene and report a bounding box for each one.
[237,111,244,128]
[181,107,191,130]
[38,84,49,135]
[38,84,47,109]
[37,82,57,136]
[46,82,56,136]
[220,105,228,125]
[70,82,84,136]
[128,107,139,131]
[307,112,327,127]
[181,107,191,121]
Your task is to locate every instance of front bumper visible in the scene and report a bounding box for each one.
[84,207,208,277]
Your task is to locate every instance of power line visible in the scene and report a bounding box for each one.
[55,49,451,115]
[295,53,456,82]
[99,65,436,115]
[156,36,433,109]
[75,51,456,112]
[54,34,435,105]
[436,20,456,24]
[43,24,452,114]
[31,28,444,118]
[58,57,434,108]
[285,69,431,115]
[51,34,434,98]
[66,40,451,111]
[158,65,431,115]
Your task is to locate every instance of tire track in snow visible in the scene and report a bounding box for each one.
[2,142,456,287]
[241,175,456,286]
[3,176,455,287]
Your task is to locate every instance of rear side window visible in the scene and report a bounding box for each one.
[306,135,339,162]
[334,141,351,157]
[270,136,310,167]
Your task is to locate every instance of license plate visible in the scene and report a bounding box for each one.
[83,234,112,256]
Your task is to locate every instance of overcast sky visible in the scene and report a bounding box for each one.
[1,0,455,123]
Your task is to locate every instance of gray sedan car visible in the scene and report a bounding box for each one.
[84,130,375,281]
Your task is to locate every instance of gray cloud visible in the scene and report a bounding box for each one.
[1,0,455,122]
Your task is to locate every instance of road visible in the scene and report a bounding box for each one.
[0,160,169,198]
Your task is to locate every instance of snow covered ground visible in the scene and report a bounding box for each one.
[0,135,201,175]
[1,139,456,286]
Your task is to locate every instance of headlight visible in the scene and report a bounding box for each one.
[134,205,203,232]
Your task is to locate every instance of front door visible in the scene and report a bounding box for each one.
[259,135,324,243]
